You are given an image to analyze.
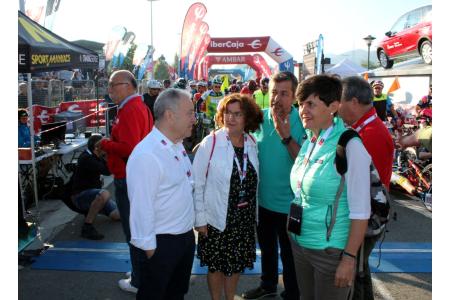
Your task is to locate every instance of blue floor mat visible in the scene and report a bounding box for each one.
[18,225,37,253]
[32,241,431,274]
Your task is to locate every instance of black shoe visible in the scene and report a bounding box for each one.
[242,287,277,299]
[81,223,104,240]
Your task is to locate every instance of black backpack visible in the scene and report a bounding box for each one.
[334,129,390,237]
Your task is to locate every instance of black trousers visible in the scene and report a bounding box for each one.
[352,233,383,300]
[136,229,195,300]
[257,206,299,300]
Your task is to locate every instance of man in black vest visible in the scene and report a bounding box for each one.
[143,80,162,116]
[371,80,399,122]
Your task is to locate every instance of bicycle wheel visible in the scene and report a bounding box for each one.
[422,164,432,184]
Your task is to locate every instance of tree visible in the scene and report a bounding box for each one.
[121,44,137,72]
[360,59,379,70]
[172,53,180,72]
[153,55,170,80]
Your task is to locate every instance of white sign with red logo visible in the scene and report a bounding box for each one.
[31,105,58,133]
[207,37,270,53]
[59,100,107,127]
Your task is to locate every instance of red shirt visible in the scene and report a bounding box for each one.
[101,95,153,179]
[352,107,394,189]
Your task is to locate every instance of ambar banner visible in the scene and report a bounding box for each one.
[18,10,99,73]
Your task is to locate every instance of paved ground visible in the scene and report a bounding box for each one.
[18,181,431,300]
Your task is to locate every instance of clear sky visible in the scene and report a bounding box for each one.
[49,0,431,66]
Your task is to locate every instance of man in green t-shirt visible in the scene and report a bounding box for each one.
[242,72,305,300]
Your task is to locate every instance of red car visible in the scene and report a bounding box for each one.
[377,5,432,69]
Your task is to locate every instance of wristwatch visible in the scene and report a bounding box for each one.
[281,136,292,145]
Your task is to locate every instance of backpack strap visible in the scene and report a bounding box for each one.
[335,129,361,175]
[205,130,216,178]
[326,129,361,241]
[327,176,345,241]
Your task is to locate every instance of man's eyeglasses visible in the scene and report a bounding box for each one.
[224,111,243,118]
[108,82,129,88]
[213,85,222,89]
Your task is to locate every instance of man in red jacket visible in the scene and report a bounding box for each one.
[339,76,394,300]
[98,70,153,294]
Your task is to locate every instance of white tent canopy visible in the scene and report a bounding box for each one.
[325,58,366,77]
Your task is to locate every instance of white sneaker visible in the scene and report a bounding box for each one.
[125,271,132,278]
[118,278,138,294]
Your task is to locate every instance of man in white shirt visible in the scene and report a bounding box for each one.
[126,88,197,300]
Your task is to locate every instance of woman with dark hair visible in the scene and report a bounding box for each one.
[289,75,371,300]
[192,94,263,300]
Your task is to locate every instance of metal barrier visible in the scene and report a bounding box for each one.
[63,80,96,101]
[18,78,154,108]
[48,79,64,107]
[97,79,109,99]
[31,80,50,107]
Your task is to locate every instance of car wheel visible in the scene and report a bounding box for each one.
[420,41,432,64]
[378,50,394,69]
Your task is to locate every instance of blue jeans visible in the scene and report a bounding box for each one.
[114,178,140,288]
[72,189,117,216]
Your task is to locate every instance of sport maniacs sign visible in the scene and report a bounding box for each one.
[31,54,71,66]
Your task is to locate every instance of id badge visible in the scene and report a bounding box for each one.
[287,202,303,235]
[237,190,248,209]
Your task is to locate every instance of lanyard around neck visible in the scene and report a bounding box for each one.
[354,113,377,133]
[226,132,249,185]
[294,124,334,199]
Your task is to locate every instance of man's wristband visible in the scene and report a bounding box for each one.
[341,251,356,260]
[281,136,292,145]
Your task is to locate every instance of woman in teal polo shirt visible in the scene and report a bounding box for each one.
[289,75,371,300]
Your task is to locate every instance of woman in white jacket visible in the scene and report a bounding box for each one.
[193,93,264,300]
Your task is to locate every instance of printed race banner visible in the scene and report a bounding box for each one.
[59,100,107,127]
[203,54,271,79]
[112,31,136,68]
[187,22,209,76]
[315,34,324,74]
[43,0,63,30]
[207,36,293,73]
[133,44,150,66]
[252,54,272,78]
[31,105,59,133]
[31,100,108,133]
[24,0,47,25]
[103,26,127,61]
[137,46,155,80]
[207,37,271,53]
[180,2,207,78]
[191,34,210,80]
